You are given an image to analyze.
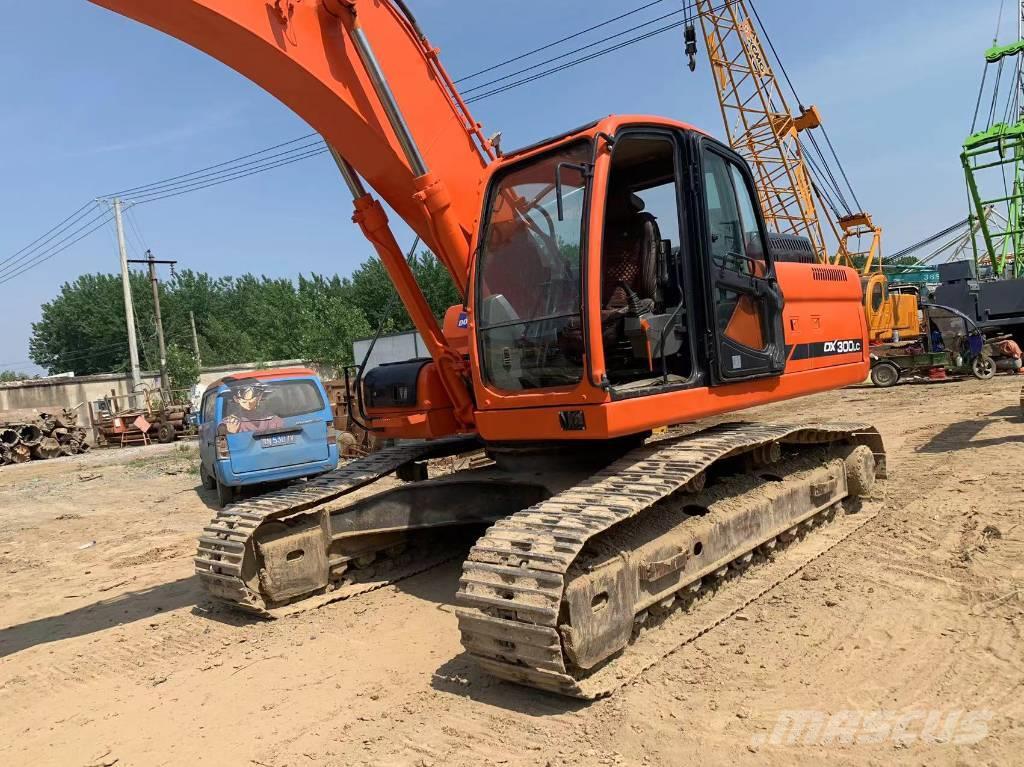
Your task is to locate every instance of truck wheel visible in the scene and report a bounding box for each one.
[870,362,899,388]
[156,421,176,443]
[215,474,234,507]
[200,462,216,490]
[972,355,996,380]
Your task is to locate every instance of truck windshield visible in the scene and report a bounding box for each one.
[219,379,324,434]
[476,141,590,391]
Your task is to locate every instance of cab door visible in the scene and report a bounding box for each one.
[698,142,786,382]
[198,389,218,469]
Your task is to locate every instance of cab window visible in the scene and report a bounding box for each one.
[476,142,590,391]
[703,152,767,277]
[201,391,217,423]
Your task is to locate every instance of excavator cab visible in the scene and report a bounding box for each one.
[470,120,790,438]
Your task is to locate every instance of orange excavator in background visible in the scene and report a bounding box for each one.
[89,0,885,697]
[691,0,919,344]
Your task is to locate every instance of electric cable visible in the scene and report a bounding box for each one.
[0,202,99,272]
[465,19,688,103]
[113,139,327,199]
[454,0,668,83]
[132,147,331,205]
[105,132,320,198]
[0,204,114,284]
[459,8,686,96]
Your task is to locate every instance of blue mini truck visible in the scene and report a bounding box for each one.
[197,367,339,506]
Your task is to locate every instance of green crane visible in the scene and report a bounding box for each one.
[963,2,1024,279]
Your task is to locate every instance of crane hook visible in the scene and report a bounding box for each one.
[684,23,698,72]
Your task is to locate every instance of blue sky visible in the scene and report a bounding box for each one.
[0,0,1001,374]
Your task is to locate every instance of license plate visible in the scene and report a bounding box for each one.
[260,433,296,448]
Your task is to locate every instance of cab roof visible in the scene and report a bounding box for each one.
[204,367,318,392]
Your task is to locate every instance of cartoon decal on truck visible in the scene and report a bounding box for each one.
[221,382,285,434]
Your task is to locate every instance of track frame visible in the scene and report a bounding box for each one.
[455,422,884,697]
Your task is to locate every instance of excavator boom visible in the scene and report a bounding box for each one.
[90,0,493,285]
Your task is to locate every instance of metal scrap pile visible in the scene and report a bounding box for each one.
[0,409,89,465]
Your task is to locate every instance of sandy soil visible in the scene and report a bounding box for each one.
[1,377,1022,766]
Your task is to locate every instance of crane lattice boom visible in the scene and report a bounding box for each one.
[695,0,882,275]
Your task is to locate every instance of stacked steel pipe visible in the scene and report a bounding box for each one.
[0,409,89,465]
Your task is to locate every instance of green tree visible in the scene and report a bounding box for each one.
[28,251,461,375]
[30,272,152,375]
[347,251,460,332]
[411,251,461,323]
[296,274,372,373]
[0,370,37,383]
[165,343,200,399]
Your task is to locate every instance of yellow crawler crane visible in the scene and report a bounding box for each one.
[691,0,918,342]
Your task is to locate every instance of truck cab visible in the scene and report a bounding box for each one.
[197,368,339,506]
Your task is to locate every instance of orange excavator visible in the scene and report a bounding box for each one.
[89,0,885,697]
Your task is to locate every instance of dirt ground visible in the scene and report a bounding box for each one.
[1,377,1022,767]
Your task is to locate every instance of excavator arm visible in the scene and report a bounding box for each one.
[89,0,497,428]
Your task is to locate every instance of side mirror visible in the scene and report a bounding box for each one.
[554,162,589,221]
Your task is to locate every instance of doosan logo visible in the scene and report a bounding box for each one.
[823,339,861,354]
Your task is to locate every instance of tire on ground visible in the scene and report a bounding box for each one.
[971,355,996,380]
[215,473,234,507]
[870,361,899,388]
[200,461,216,490]
[156,421,176,443]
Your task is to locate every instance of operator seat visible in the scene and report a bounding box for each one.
[601,191,660,338]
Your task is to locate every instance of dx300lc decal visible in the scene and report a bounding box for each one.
[786,338,863,361]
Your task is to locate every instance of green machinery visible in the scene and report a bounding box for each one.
[962,6,1024,280]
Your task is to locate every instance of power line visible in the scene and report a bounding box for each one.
[125,206,150,253]
[133,147,331,205]
[460,7,686,97]
[105,132,319,198]
[465,18,688,104]
[0,339,130,369]
[116,138,326,199]
[0,144,329,285]
[0,204,115,285]
[454,0,668,83]
[0,202,98,272]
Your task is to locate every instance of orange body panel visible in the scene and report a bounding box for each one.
[724,295,766,350]
[442,305,471,357]
[363,360,459,440]
[472,261,868,442]
[473,363,865,441]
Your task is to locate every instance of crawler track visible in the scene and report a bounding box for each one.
[455,422,884,698]
[194,437,476,616]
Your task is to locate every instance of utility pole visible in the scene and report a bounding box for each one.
[129,250,177,400]
[112,198,142,392]
[189,310,202,370]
